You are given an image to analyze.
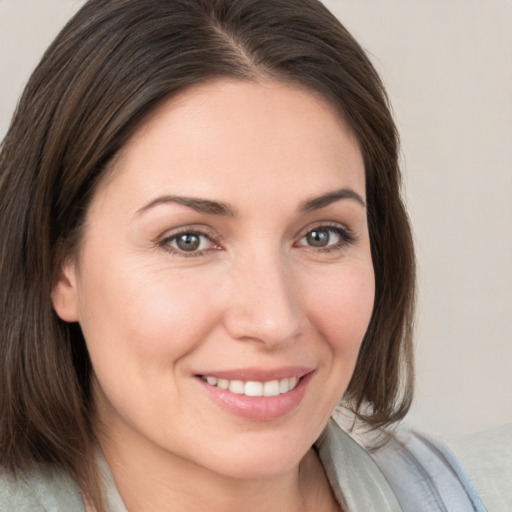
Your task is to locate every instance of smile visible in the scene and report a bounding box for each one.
[197,369,313,420]
[200,375,299,397]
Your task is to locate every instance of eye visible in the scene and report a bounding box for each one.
[160,230,217,255]
[304,228,337,248]
[296,225,355,251]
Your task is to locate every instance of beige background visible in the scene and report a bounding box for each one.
[1,0,510,436]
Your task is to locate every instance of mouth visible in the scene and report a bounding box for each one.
[199,375,299,397]
[195,369,313,421]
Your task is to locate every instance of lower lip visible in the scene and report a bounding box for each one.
[197,373,313,421]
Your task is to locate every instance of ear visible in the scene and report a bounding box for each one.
[51,259,80,322]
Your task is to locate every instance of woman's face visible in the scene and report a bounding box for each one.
[53,79,374,479]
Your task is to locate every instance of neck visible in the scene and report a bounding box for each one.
[97,431,337,512]
[103,445,310,512]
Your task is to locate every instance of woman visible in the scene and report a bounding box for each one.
[0,1,506,511]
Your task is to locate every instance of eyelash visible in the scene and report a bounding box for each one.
[158,223,357,257]
[158,228,220,258]
[295,223,357,254]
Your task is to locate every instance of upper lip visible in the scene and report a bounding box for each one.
[196,366,314,382]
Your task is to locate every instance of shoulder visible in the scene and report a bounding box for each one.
[444,423,512,511]
[324,416,491,511]
[368,424,487,511]
[0,465,85,511]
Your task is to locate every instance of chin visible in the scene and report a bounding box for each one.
[213,449,306,481]
[191,426,317,481]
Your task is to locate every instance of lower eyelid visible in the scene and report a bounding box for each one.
[159,230,218,253]
[297,225,356,246]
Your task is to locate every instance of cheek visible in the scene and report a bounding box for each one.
[306,263,375,359]
[76,258,223,375]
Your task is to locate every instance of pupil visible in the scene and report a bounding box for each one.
[177,234,200,251]
[307,230,329,247]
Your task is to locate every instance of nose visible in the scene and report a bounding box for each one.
[222,250,303,348]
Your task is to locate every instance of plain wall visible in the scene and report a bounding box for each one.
[1,0,511,436]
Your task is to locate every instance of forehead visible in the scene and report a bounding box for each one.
[97,79,365,213]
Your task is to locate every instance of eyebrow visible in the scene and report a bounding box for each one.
[136,187,365,218]
[136,195,238,217]
[299,187,366,212]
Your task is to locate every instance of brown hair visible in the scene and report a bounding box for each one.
[0,0,415,509]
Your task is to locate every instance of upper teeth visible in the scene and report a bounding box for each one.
[202,376,299,397]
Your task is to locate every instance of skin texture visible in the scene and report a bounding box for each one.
[52,79,374,512]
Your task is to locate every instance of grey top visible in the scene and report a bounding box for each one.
[1,420,510,511]
[317,420,488,512]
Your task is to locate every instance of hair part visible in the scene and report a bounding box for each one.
[0,1,415,510]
